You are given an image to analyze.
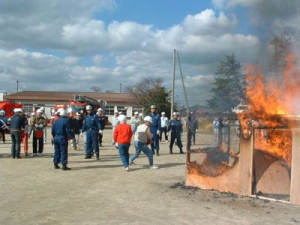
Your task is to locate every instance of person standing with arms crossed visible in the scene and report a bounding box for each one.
[96,108,105,147]
[168,112,184,154]
[159,112,169,142]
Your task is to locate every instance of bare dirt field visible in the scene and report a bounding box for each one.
[0,126,300,225]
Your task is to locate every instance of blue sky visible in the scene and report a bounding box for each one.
[0,0,299,106]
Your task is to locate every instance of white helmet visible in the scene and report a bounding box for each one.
[40,107,45,111]
[60,109,68,117]
[114,110,119,114]
[134,111,139,115]
[173,112,178,116]
[150,105,156,109]
[118,114,127,122]
[16,108,23,113]
[144,116,153,123]
[0,111,4,116]
[36,109,43,114]
[98,108,103,111]
[67,108,73,113]
[119,111,123,115]
[161,112,165,115]
[139,113,143,117]
[86,105,93,110]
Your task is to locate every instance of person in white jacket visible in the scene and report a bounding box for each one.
[111,110,120,145]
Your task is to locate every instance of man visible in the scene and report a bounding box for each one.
[96,108,105,147]
[129,116,158,169]
[130,111,140,134]
[10,108,25,159]
[39,107,48,144]
[148,105,161,156]
[213,118,219,142]
[0,110,8,142]
[51,109,73,170]
[0,110,8,143]
[189,112,199,145]
[159,112,169,142]
[30,109,48,156]
[73,112,83,150]
[111,110,120,145]
[81,105,102,160]
[168,112,184,154]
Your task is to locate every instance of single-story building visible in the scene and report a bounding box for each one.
[3,91,143,122]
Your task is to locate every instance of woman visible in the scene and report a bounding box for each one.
[113,115,133,171]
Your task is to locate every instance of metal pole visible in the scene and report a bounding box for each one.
[16,80,19,92]
[171,49,176,118]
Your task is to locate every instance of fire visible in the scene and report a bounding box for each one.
[239,54,299,166]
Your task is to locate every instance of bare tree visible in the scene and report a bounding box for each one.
[90,86,101,92]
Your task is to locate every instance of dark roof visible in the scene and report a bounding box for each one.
[4,91,136,103]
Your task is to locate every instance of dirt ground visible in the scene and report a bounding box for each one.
[0,126,300,225]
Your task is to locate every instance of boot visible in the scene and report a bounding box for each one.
[156,150,159,156]
[54,163,60,169]
[180,148,185,154]
[96,154,100,160]
[170,148,173,154]
[152,150,155,155]
[84,154,91,159]
[62,165,71,170]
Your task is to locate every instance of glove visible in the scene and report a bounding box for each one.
[115,143,118,149]
[99,130,103,134]
[157,130,160,135]
[38,124,44,129]
[195,129,198,133]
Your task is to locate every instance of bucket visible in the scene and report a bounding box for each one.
[35,130,43,138]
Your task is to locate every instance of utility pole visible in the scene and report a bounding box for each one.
[16,80,19,92]
[120,83,122,93]
[171,49,176,118]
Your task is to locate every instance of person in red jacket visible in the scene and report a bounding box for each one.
[113,114,133,171]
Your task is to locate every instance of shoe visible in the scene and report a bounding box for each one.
[24,153,28,156]
[54,164,60,169]
[62,165,71,170]
[100,144,103,147]
[44,141,47,144]
[16,156,22,159]
[125,167,130,171]
[156,151,160,156]
[33,153,37,156]
[149,165,158,169]
[129,161,135,165]
[166,140,169,143]
[84,155,91,159]
[180,151,185,154]
[96,154,100,160]
[38,153,42,156]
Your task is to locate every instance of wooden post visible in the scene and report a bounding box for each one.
[291,128,300,204]
[239,131,254,196]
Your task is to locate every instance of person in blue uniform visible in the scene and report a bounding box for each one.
[10,108,25,159]
[51,109,73,170]
[81,105,102,160]
[148,105,161,156]
[168,112,184,154]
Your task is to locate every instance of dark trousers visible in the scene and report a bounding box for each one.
[159,127,168,141]
[53,135,68,165]
[170,132,183,150]
[86,130,99,155]
[11,131,21,158]
[33,133,44,153]
[98,133,103,145]
[1,130,5,142]
[150,127,160,152]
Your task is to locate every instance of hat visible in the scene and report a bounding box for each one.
[139,113,143,117]
[134,111,139,115]
[173,112,179,116]
[118,114,127,122]
[114,110,119,113]
[86,105,92,110]
[150,105,156,109]
[144,116,153,123]
[161,112,165,115]
[98,108,103,111]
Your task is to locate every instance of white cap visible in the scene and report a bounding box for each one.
[118,114,127,122]
[114,110,119,113]
[40,107,45,111]
[134,111,139,115]
[173,112,179,116]
[16,108,23,113]
[0,111,4,116]
[56,108,64,115]
[86,105,93,110]
[98,108,103,111]
[139,113,143,117]
[150,105,156,109]
[144,116,153,123]
[161,112,165,115]
[119,111,123,115]
[67,108,73,113]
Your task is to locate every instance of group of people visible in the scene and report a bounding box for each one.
[1,104,199,172]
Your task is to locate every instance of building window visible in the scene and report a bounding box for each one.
[117,106,127,115]
[132,107,143,116]
[105,106,115,116]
